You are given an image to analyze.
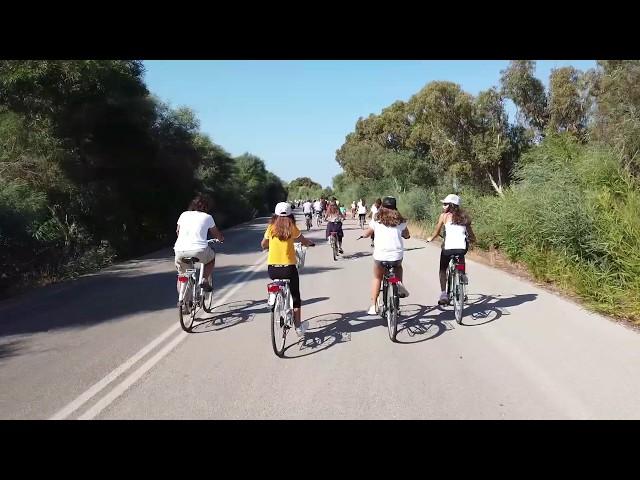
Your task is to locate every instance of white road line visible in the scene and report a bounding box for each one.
[77,255,269,420]
[50,253,267,420]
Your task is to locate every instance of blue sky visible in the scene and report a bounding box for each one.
[143,60,596,188]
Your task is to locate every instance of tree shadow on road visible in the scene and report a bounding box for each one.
[0,339,27,362]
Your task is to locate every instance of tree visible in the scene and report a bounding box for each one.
[471,88,510,195]
[547,66,590,136]
[288,177,322,191]
[500,60,548,134]
[589,60,640,174]
[405,81,475,175]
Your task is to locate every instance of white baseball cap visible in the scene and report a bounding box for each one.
[441,194,461,206]
[274,202,292,216]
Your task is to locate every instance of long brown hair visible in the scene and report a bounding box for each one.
[326,203,339,217]
[269,215,295,241]
[376,206,406,227]
[446,204,471,226]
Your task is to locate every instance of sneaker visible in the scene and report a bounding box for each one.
[438,292,449,305]
[295,320,309,337]
[367,304,378,315]
[397,282,410,298]
[339,248,344,254]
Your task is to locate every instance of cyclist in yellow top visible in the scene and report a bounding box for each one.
[261,202,315,336]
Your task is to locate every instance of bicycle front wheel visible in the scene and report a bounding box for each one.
[270,292,287,357]
[454,272,464,324]
[203,275,214,313]
[386,283,398,342]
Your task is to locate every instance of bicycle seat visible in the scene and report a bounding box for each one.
[379,261,397,269]
[180,257,199,264]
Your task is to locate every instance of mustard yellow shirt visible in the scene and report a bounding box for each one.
[264,223,301,265]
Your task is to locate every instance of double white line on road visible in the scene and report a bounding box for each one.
[50,254,269,420]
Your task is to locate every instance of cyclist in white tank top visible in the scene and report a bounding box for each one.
[426,194,476,305]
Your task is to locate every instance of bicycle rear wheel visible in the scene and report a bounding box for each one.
[454,272,464,324]
[270,292,287,357]
[386,283,398,341]
[179,279,196,332]
[330,237,338,261]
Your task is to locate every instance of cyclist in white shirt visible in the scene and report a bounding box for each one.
[426,194,476,305]
[302,199,313,223]
[174,195,224,298]
[357,200,368,228]
[360,196,410,314]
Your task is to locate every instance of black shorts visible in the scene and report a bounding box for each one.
[440,249,467,272]
[359,214,366,221]
[268,265,301,308]
[374,259,402,269]
[325,221,343,240]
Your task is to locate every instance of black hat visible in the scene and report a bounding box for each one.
[382,196,397,209]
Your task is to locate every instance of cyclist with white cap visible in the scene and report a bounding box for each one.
[261,202,315,336]
[426,194,476,305]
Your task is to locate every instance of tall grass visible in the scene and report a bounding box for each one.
[334,135,640,322]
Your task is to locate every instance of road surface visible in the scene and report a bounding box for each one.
[1,210,640,419]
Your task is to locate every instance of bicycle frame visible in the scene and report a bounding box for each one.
[178,260,205,307]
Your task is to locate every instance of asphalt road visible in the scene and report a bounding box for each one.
[1,210,640,419]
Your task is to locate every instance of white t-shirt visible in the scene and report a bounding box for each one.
[444,221,467,250]
[313,201,322,212]
[370,205,379,220]
[302,202,313,214]
[174,211,216,251]
[357,204,367,215]
[370,220,407,262]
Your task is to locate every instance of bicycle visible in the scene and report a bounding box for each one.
[378,261,401,342]
[328,231,339,261]
[177,239,222,332]
[445,254,468,324]
[315,211,323,227]
[358,236,400,342]
[267,243,313,357]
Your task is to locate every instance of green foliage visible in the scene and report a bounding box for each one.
[0,60,286,297]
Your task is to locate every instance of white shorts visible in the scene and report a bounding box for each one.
[174,246,216,274]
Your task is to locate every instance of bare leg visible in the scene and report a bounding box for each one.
[439,270,447,291]
[371,263,384,306]
[293,307,301,327]
[203,260,215,285]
